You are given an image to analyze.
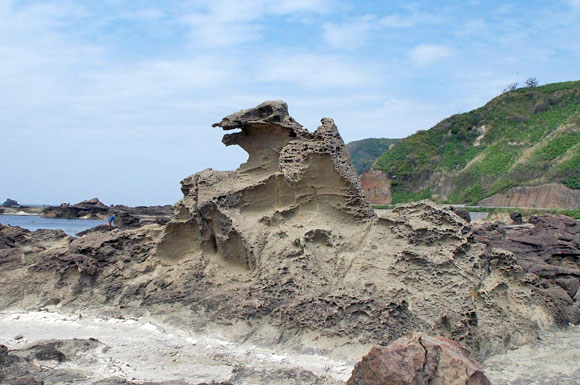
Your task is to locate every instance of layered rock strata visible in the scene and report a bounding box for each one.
[477,182,580,208]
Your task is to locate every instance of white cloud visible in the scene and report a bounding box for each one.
[182,0,335,47]
[566,0,580,10]
[121,8,165,22]
[380,11,443,28]
[258,53,376,88]
[322,15,375,49]
[408,44,455,67]
[183,13,262,47]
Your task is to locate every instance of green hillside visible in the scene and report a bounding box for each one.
[346,138,400,174]
[373,81,580,204]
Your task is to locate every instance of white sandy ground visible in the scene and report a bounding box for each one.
[1,310,580,385]
[482,324,580,385]
[0,310,354,384]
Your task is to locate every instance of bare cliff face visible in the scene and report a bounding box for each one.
[477,182,580,208]
[360,170,391,205]
[1,101,579,375]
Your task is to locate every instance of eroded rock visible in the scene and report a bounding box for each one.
[158,100,373,268]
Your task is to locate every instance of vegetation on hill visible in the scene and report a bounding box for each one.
[373,81,580,204]
[346,138,399,174]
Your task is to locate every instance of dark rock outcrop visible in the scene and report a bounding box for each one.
[40,198,173,225]
[42,198,109,219]
[450,206,471,223]
[109,204,173,218]
[2,199,19,207]
[509,211,523,224]
[347,333,491,385]
[474,214,580,325]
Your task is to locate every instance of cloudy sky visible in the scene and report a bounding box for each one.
[2,0,580,205]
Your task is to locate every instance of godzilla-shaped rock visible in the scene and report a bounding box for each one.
[158,101,373,269]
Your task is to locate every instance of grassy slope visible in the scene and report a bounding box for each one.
[346,138,400,174]
[373,81,580,204]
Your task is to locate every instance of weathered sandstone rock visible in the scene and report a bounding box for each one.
[158,100,373,269]
[347,332,490,385]
[360,169,392,205]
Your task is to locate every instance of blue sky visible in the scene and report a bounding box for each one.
[2,0,580,205]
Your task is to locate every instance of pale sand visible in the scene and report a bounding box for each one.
[0,310,352,384]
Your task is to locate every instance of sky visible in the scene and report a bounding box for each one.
[2,0,580,206]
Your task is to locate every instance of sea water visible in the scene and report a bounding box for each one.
[0,214,104,236]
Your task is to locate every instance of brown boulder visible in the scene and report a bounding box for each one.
[347,332,490,385]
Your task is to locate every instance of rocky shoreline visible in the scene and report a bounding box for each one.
[1,101,579,384]
[1,198,173,230]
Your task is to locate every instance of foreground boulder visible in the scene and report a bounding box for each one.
[347,333,491,385]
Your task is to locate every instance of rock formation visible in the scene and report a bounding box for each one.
[158,100,374,268]
[1,199,18,207]
[360,169,392,205]
[347,332,490,385]
[42,198,110,219]
[40,198,173,223]
[0,101,579,383]
[473,214,580,322]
